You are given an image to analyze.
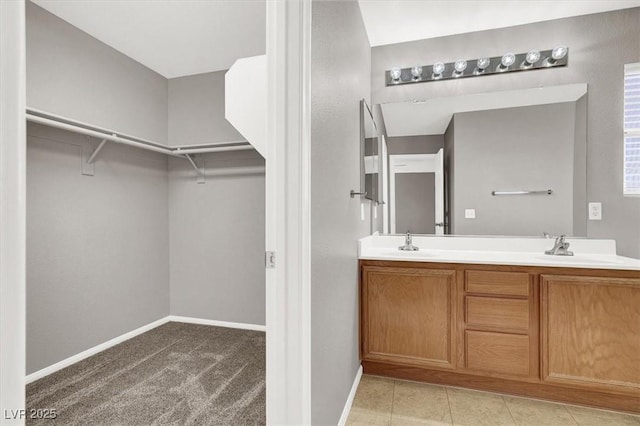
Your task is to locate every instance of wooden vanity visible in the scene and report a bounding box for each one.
[360,260,640,413]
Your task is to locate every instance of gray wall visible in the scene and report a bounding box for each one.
[26,1,168,143]
[372,8,640,258]
[27,123,170,374]
[450,103,576,236]
[168,70,245,147]
[387,135,443,155]
[168,151,265,325]
[311,1,371,423]
[167,70,265,325]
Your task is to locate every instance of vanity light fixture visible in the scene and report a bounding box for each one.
[385,46,569,86]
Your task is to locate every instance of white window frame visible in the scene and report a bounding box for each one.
[624,62,640,196]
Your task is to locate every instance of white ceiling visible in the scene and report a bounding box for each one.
[31,0,266,79]
[358,0,640,46]
[381,83,587,136]
[31,0,640,77]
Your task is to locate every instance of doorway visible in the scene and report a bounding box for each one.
[389,150,444,235]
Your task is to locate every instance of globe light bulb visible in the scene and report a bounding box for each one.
[390,67,402,82]
[476,58,491,71]
[551,45,568,60]
[411,65,423,80]
[543,45,569,66]
[454,59,467,74]
[432,62,445,77]
[525,50,540,64]
[501,52,516,68]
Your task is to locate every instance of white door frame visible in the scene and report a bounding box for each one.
[0,0,27,421]
[381,136,389,234]
[265,0,312,424]
[0,1,313,423]
[388,152,444,235]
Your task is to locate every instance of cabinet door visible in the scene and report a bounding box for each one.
[361,266,457,369]
[541,275,640,394]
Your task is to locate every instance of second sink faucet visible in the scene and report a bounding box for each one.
[399,231,419,251]
[544,234,574,256]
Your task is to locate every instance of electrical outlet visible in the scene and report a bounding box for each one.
[588,202,602,220]
[465,209,476,219]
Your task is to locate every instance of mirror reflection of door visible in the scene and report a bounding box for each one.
[389,150,444,235]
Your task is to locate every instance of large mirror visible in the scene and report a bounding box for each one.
[377,83,588,237]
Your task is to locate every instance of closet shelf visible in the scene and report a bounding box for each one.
[25,108,255,163]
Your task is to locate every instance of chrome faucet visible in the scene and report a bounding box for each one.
[399,231,419,251]
[544,234,574,256]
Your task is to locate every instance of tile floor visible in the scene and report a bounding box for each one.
[346,375,640,426]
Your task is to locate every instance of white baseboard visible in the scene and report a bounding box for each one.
[167,315,266,332]
[25,316,170,384]
[25,315,266,384]
[338,365,363,426]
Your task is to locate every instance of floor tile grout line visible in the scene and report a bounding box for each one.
[501,395,518,425]
[389,379,396,422]
[563,405,580,425]
[444,386,454,425]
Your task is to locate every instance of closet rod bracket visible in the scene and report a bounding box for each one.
[184,154,205,184]
[87,138,109,164]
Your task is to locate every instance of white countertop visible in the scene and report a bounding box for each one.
[358,235,640,271]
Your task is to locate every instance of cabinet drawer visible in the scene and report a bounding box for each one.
[466,271,529,297]
[466,330,530,376]
[466,296,529,333]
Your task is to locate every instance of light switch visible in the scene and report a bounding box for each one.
[588,202,602,220]
[465,209,476,219]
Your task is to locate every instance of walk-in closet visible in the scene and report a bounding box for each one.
[23,1,267,423]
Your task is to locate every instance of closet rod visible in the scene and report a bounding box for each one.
[26,113,183,157]
[26,110,256,156]
[176,140,249,149]
[27,107,169,149]
[174,145,254,154]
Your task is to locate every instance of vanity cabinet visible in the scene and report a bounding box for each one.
[360,260,640,413]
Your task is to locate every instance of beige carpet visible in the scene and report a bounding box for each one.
[26,322,265,425]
